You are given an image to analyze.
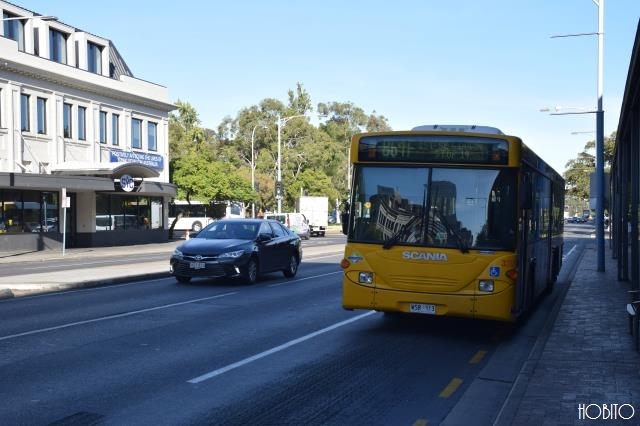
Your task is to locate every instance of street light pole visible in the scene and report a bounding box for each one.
[595,0,605,272]
[276,113,305,213]
[250,124,266,219]
[545,0,605,271]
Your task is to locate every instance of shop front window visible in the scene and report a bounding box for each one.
[0,190,60,233]
[96,194,163,231]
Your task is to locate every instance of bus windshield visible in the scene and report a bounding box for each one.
[347,166,517,251]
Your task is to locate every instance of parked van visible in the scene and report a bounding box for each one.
[263,212,310,240]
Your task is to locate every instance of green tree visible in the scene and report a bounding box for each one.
[290,168,340,202]
[169,101,256,205]
[172,154,256,204]
[563,132,616,204]
[365,111,392,132]
[168,85,393,214]
[316,102,367,197]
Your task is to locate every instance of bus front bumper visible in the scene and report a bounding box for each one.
[343,281,516,322]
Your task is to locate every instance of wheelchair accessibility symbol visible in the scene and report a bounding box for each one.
[489,266,500,277]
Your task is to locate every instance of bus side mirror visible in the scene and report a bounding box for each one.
[341,213,349,235]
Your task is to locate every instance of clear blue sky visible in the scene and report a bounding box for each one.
[19,0,640,174]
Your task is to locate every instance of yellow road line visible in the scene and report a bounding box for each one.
[469,349,487,364]
[439,377,463,398]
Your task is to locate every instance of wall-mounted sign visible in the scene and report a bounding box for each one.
[109,150,164,170]
[120,174,135,192]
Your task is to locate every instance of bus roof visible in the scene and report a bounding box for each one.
[411,124,504,134]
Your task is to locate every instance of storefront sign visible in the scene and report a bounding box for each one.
[109,150,164,170]
[119,174,135,192]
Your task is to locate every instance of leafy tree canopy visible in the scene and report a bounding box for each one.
[563,132,616,206]
[168,83,394,214]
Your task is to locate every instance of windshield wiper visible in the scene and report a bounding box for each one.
[432,209,469,254]
[383,216,420,250]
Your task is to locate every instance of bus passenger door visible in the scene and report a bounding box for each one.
[516,172,535,316]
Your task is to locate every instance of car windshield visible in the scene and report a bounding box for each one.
[197,222,258,240]
[347,166,517,251]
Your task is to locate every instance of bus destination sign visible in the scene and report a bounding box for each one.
[358,135,509,165]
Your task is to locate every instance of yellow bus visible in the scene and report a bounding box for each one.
[340,125,564,322]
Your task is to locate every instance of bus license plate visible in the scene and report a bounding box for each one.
[410,303,436,315]
[189,262,205,269]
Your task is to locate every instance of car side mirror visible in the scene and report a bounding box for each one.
[258,233,272,242]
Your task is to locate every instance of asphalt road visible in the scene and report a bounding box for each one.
[0,227,589,425]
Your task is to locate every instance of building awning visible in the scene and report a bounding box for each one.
[137,181,176,197]
[0,172,115,191]
[50,161,160,178]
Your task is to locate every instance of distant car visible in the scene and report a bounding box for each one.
[169,218,302,284]
[28,218,58,232]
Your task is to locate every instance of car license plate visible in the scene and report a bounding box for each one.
[409,303,436,315]
[189,262,205,269]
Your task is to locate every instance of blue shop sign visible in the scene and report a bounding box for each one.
[109,150,164,170]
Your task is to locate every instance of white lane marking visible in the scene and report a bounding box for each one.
[0,292,237,342]
[562,244,577,261]
[188,311,376,384]
[304,253,343,260]
[267,270,342,287]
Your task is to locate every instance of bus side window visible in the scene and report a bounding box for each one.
[520,174,532,209]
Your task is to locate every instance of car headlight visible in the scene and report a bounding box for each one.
[172,249,183,258]
[219,250,245,259]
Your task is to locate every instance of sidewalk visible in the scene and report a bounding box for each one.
[0,229,345,299]
[0,240,181,299]
[494,241,640,424]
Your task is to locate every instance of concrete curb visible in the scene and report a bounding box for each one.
[0,271,171,299]
[0,241,346,300]
[491,244,587,425]
[442,244,587,425]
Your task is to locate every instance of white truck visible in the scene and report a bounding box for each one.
[296,196,328,237]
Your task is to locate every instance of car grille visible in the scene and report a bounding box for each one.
[173,261,229,278]
[182,254,218,261]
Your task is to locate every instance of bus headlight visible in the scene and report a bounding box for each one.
[359,272,374,285]
[478,280,494,292]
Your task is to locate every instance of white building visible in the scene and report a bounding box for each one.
[0,1,176,251]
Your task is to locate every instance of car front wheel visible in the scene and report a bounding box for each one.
[283,254,299,278]
[175,275,191,283]
[242,258,259,284]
